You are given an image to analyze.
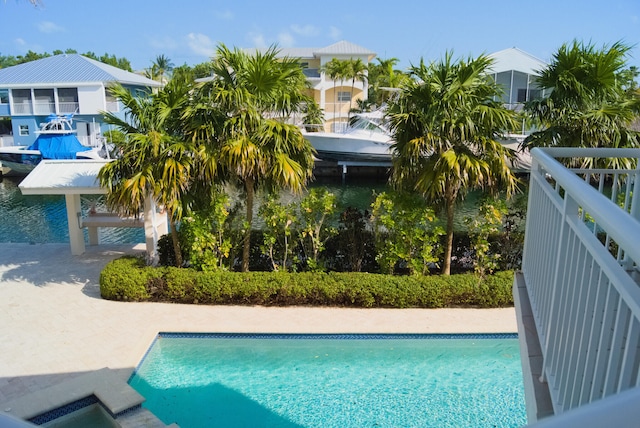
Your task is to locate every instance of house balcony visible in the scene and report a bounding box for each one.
[516,147,640,426]
[11,101,80,116]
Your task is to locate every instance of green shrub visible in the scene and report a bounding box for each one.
[99,256,159,301]
[99,256,515,307]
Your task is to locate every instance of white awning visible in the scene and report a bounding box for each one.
[18,160,111,195]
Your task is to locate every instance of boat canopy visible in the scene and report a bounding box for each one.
[27,134,91,159]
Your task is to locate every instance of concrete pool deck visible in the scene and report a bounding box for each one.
[0,243,517,406]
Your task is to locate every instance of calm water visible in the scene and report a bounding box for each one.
[129,334,526,428]
[0,175,484,244]
[0,176,144,244]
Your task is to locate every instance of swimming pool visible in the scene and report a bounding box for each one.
[129,333,526,428]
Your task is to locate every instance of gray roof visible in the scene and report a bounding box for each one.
[488,47,547,75]
[0,54,162,88]
[250,41,376,60]
[314,41,376,57]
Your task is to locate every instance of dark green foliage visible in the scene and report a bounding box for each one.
[100,257,514,308]
[0,49,132,70]
[323,207,378,272]
[99,256,161,301]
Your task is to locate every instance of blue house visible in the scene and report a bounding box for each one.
[0,54,161,147]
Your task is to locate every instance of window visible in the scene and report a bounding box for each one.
[12,89,31,104]
[337,91,351,102]
[517,89,527,103]
[58,88,79,113]
[528,89,542,101]
[57,88,78,103]
[34,89,55,114]
[517,88,543,103]
[0,89,8,104]
[19,125,29,136]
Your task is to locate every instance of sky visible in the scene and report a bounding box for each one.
[1,0,639,72]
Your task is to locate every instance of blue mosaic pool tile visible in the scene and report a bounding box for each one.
[27,394,141,425]
[157,332,518,340]
[113,403,142,418]
[29,395,98,425]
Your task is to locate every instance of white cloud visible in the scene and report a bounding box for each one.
[278,32,295,47]
[186,33,216,57]
[248,32,267,48]
[290,24,319,37]
[328,26,342,40]
[37,21,64,34]
[215,10,234,20]
[148,36,179,51]
[14,38,26,46]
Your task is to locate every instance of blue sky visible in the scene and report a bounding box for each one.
[1,0,639,72]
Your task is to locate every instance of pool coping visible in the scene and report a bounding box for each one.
[1,368,144,422]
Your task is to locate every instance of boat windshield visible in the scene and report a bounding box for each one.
[347,114,388,134]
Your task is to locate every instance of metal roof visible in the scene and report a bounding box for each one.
[19,160,110,195]
[488,47,547,75]
[249,41,376,60]
[0,54,162,88]
[314,41,376,57]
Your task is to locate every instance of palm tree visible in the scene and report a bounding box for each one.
[98,77,193,266]
[368,58,409,106]
[345,58,367,117]
[152,54,175,84]
[188,44,315,271]
[524,40,640,168]
[387,52,519,275]
[322,58,350,129]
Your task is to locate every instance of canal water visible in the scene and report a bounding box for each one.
[0,175,484,244]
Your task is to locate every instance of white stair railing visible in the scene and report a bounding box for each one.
[522,147,640,415]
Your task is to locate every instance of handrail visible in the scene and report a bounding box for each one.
[522,147,640,417]
[532,147,640,267]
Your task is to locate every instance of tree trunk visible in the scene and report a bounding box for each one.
[168,210,182,267]
[442,187,456,276]
[242,178,255,272]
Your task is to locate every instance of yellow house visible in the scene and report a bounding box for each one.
[275,41,377,132]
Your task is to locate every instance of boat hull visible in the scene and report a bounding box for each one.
[0,148,41,176]
[304,133,393,162]
[0,146,105,177]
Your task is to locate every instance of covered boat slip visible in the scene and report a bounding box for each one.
[18,160,167,257]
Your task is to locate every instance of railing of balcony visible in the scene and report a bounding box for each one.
[523,147,640,416]
[12,103,33,115]
[58,102,79,114]
[33,102,56,115]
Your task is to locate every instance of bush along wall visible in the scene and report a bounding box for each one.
[100,256,515,308]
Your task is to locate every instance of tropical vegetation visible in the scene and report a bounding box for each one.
[100,256,515,308]
[524,40,640,168]
[386,52,520,275]
[98,75,193,266]
[82,39,636,295]
[184,44,315,272]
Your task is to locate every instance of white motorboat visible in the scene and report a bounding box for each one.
[302,111,394,162]
[0,114,106,176]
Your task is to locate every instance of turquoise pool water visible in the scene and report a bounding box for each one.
[129,333,526,428]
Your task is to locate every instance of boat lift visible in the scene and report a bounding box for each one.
[18,160,168,261]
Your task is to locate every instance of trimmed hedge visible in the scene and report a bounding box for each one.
[100,256,515,308]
